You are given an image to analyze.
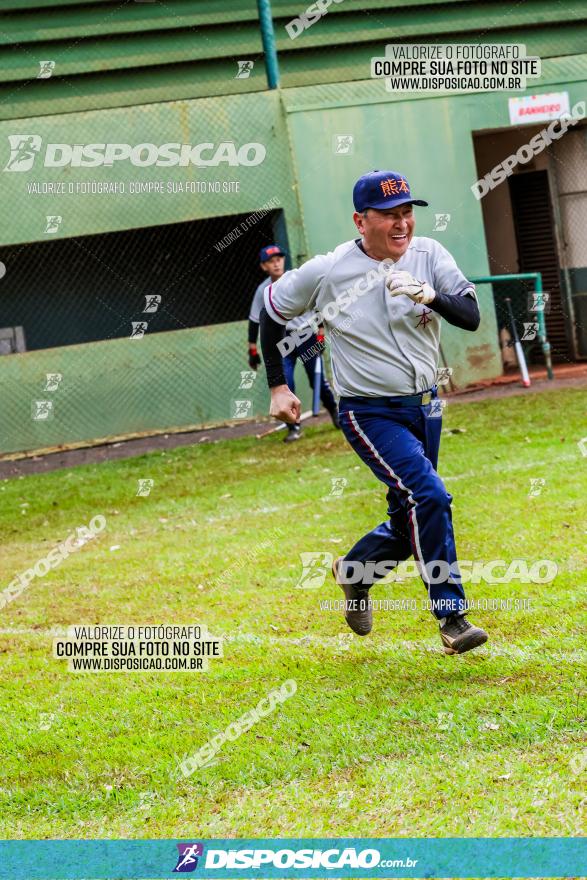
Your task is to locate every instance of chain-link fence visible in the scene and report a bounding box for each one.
[0,1,585,454]
[0,64,318,454]
[480,126,587,371]
[0,192,319,454]
[0,211,285,351]
[551,126,587,360]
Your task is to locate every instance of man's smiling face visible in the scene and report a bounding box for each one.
[353,203,415,262]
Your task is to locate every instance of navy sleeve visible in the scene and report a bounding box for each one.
[260,306,287,387]
[428,291,480,331]
[248,319,259,346]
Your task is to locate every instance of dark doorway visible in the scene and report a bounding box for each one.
[0,210,287,352]
[508,171,569,362]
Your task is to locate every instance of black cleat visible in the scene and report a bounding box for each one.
[284,423,302,443]
[440,613,488,655]
[332,556,372,636]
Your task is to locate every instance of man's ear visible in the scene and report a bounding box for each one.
[353,211,366,234]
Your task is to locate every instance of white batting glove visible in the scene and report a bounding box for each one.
[386,270,436,305]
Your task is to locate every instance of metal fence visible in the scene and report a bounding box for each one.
[550,125,587,360]
[0,1,585,455]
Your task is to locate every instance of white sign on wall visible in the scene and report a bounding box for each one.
[509,92,570,125]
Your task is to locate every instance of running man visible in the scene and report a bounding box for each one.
[259,171,488,655]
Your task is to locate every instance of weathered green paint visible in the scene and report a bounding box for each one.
[279,54,587,113]
[0,3,585,452]
[0,322,315,456]
[0,0,585,120]
[282,58,586,388]
[3,41,586,123]
[0,90,304,247]
[0,88,311,453]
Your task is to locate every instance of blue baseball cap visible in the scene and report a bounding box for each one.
[259,244,285,262]
[353,171,428,212]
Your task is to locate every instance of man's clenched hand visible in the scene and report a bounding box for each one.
[386,270,436,305]
[270,385,301,424]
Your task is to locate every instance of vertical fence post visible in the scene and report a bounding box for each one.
[470,273,555,380]
[533,274,554,380]
[257,0,280,89]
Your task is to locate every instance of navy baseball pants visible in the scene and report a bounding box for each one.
[338,390,467,619]
[283,335,337,415]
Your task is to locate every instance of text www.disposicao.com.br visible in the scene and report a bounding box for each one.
[70,657,202,671]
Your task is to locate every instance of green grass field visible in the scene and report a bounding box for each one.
[1,386,585,840]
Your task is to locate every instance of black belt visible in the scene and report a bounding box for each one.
[387,389,435,406]
[340,388,437,407]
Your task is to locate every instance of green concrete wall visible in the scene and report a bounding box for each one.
[1,53,585,454]
[0,89,310,454]
[1,0,584,119]
[0,90,304,247]
[282,54,587,388]
[0,322,315,456]
[284,89,503,388]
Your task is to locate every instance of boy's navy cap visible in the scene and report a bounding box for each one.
[353,171,428,212]
[259,244,285,261]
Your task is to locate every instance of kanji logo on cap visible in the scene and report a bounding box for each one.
[259,244,285,261]
[353,171,428,212]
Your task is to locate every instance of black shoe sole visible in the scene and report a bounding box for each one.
[332,558,372,636]
[442,629,488,655]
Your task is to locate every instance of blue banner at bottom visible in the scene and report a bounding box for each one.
[0,837,584,879]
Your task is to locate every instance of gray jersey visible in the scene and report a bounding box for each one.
[249,277,319,335]
[248,278,270,324]
[264,236,476,397]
